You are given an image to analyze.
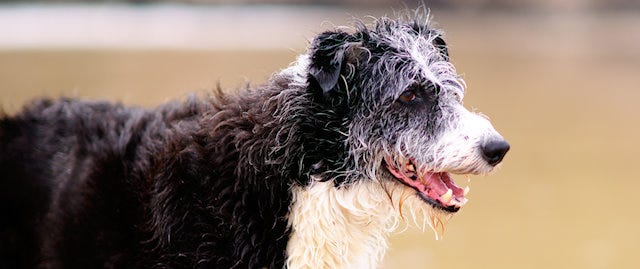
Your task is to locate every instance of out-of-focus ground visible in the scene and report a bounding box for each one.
[1,4,639,269]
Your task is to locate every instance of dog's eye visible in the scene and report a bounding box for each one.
[399,90,417,103]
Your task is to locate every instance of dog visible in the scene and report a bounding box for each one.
[0,10,509,269]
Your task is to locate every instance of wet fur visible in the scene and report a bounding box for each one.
[0,10,505,269]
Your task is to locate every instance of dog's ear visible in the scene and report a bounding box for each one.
[433,35,449,60]
[409,21,449,60]
[307,31,359,95]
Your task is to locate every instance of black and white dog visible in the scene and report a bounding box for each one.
[0,11,509,269]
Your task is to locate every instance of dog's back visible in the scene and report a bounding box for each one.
[0,99,155,268]
[1,100,55,268]
[0,96,294,268]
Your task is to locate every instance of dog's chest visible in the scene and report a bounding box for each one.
[284,180,395,269]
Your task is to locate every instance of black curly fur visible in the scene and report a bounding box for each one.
[0,69,357,268]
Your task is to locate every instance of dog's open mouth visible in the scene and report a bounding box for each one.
[385,157,469,212]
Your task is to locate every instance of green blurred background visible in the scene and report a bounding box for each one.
[1,1,639,268]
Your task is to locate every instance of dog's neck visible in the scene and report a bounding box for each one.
[279,54,440,268]
[278,56,395,268]
[285,180,399,269]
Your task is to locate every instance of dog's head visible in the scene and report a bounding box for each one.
[303,15,509,214]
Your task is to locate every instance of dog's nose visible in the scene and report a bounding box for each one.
[481,139,510,166]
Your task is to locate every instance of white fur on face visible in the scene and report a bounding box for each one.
[430,105,505,174]
[392,102,505,176]
[286,179,450,269]
[382,28,502,175]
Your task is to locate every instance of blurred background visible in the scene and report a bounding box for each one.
[1,0,639,268]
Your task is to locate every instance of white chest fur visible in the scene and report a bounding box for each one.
[285,180,394,268]
[285,178,443,269]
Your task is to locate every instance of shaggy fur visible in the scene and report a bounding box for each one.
[0,10,508,269]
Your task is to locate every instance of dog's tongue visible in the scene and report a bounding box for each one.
[387,164,468,208]
[426,173,466,204]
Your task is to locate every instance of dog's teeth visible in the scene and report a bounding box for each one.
[464,186,470,196]
[440,189,453,203]
[449,198,467,208]
[407,164,415,172]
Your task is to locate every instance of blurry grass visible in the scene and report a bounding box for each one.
[0,50,296,112]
